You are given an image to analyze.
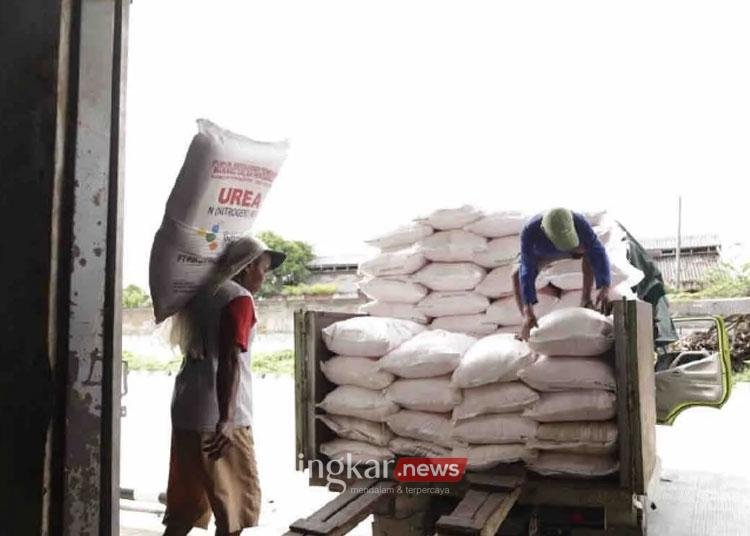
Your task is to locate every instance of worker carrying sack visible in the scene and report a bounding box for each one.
[149,119,289,322]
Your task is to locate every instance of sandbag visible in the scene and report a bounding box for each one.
[453,382,539,421]
[430,315,498,336]
[463,211,529,238]
[319,439,393,464]
[471,236,520,268]
[149,119,289,322]
[452,414,537,445]
[322,316,425,357]
[320,356,395,390]
[318,386,399,422]
[419,205,484,230]
[527,452,619,477]
[365,222,434,251]
[518,356,616,392]
[417,292,490,317]
[386,411,456,448]
[411,263,486,292]
[361,301,429,324]
[359,247,427,277]
[418,230,488,262]
[317,415,394,447]
[528,307,614,356]
[455,444,537,471]
[389,437,451,458]
[385,377,462,412]
[359,277,428,304]
[379,330,475,378]
[522,391,616,422]
[485,294,557,326]
[451,334,534,388]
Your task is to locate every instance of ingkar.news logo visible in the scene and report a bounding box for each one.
[394,458,467,483]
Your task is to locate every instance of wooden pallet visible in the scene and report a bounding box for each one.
[285,479,397,536]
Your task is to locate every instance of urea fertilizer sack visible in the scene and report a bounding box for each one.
[385,377,462,412]
[451,334,534,388]
[417,205,484,230]
[527,452,619,477]
[455,444,537,471]
[522,391,617,422]
[527,308,614,356]
[518,356,615,392]
[418,230,488,262]
[389,437,451,458]
[431,314,497,336]
[474,265,550,299]
[471,236,521,268]
[365,222,434,251]
[378,330,475,378]
[452,382,539,421]
[317,386,399,422]
[417,291,490,317]
[526,439,616,455]
[319,356,395,390]
[149,119,289,322]
[535,421,618,448]
[317,415,394,446]
[452,414,537,445]
[319,439,393,464]
[359,277,428,304]
[322,316,425,357]
[463,211,528,238]
[359,247,427,277]
[485,294,557,326]
[386,411,456,448]
[411,262,486,291]
[360,301,429,324]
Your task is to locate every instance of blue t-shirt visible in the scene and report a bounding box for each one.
[519,212,611,305]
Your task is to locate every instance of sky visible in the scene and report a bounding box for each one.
[123,0,750,289]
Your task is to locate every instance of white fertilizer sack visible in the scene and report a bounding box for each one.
[361,301,429,324]
[317,415,394,446]
[452,414,538,445]
[386,411,456,448]
[389,437,451,458]
[418,205,484,230]
[320,356,396,390]
[417,292,490,317]
[379,330,475,378]
[463,211,529,238]
[418,230,488,262]
[365,222,434,251]
[322,316,425,357]
[452,382,540,421]
[485,294,557,326]
[451,334,534,388]
[411,262,486,292]
[522,391,617,422]
[518,356,616,392]
[359,247,427,278]
[150,119,289,322]
[471,236,521,268]
[359,278,428,304]
[430,315,498,336]
[528,308,614,356]
[319,439,393,464]
[385,377,462,412]
[317,386,400,422]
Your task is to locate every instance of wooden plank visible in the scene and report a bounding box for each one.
[632,300,657,494]
[613,300,633,491]
[295,309,310,469]
[436,487,521,535]
[465,472,526,490]
[289,480,396,535]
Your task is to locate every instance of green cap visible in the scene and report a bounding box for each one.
[541,208,580,251]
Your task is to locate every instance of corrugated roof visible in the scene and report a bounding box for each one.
[653,254,720,289]
[641,235,721,251]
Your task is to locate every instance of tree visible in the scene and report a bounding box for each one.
[122,284,152,308]
[670,262,750,300]
[256,231,315,297]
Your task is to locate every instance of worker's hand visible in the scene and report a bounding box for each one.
[580,294,595,310]
[205,421,234,460]
[595,286,611,315]
[517,313,538,342]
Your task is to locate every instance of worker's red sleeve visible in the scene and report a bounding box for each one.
[219,296,256,352]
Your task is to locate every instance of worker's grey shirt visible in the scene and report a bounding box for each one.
[170,280,255,432]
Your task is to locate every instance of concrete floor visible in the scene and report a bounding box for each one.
[119,375,750,535]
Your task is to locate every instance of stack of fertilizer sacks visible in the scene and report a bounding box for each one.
[314,206,630,478]
[357,205,643,334]
[315,308,618,478]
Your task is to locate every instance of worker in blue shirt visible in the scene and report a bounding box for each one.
[513,208,612,341]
